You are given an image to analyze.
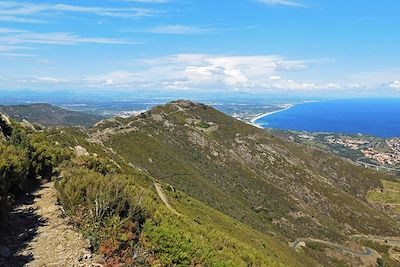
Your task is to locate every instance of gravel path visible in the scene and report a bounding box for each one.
[0,182,102,267]
[154,182,181,216]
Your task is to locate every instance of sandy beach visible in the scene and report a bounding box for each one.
[250,104,294,127]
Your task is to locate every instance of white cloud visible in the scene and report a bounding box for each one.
[0,31,138,45]
[0,1,157,23]
[0,15,44,23]
[0,42,34,57]
[35,77,64,83]
[269,75,282,80]
[347,68,400,90]
[0,28,26,34]
[262,79,341,91]
[83,53,322,90]
[0,28,138,57]
[145,24,214,34]
[390,80,400,90]
[256,0,306,7]
[0,52,35,57]
[1,52,398,92]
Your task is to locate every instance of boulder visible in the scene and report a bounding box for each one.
[74,146,89,157]
[20,119,36,131]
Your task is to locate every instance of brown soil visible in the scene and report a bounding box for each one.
[0,182,103,267]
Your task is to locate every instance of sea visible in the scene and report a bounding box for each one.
[256,99,400,138]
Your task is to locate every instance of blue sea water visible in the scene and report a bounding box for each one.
[256,99,400,138]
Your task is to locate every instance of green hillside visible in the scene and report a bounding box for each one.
[82,100,399,238]
[0,103,102,127]
[3,100,400,266]
[1,110,314,266]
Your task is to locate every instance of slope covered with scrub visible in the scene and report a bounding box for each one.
[81,100,399,238]
[6,100,399,266]
[0,103,102,127]
[1,112,314,266]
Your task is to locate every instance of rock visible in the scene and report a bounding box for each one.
[294,241,306,252]
[74,146,89,157]
[151,114,164,122]
[0,246,11,258]
[20,119,36,131]
[172,99,195,109]
[0,114,13,137]
[1,114,11,126]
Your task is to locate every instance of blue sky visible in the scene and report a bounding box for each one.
[0,0,399,95]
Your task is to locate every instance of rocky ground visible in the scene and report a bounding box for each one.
[0,181,103,267]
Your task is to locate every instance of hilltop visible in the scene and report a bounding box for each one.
[0,103,102,127]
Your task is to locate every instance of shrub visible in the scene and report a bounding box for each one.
[28,134,72,178]
[56,166,149,265]
[57,168,145,221]
[0,143,29,196]
[196,120,210,129]
[142,218,194,266]
[74,155,120,175]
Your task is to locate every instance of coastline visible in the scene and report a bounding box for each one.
[250,103,294,127]
[250,100,326,128]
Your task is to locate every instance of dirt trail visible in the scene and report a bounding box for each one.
[154,182,181,216]
[291,238,380,266]
[0,182,101,267]
[291,239,376,257]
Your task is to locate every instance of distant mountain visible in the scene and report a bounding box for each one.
[47,100,400,266]
[0,103,102,127]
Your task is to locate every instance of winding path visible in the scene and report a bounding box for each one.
[291,238,377,257]
[154,182,182,216]
[154,183,182,216]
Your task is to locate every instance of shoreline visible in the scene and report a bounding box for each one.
[250,103,294,127]
[250,100,324,128]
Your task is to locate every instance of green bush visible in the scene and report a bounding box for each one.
[56,167,145,221]
[196,120,210,129]
[0,122,72,216]
[28,134,72,178]
[75,155,120,175]
[0,143,29,196]
[142,218,194,266]
[56,166,150,265]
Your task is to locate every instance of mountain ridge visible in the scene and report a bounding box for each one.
[40,99,400,265]
[0,103,102,127]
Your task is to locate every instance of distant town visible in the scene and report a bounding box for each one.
[268,129,400,174]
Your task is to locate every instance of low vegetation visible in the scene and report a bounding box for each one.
[0,117,72,215]
[360,240,400,267]
[2,100,400,266]
[367,179,400,212]
[0,103,102,127]
[195,120,210,129]
[56,155,310,266]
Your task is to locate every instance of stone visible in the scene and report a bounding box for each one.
[74,146,89,157]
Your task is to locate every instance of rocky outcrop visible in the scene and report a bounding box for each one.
[0,114,12,138]
[74,145,90,157]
